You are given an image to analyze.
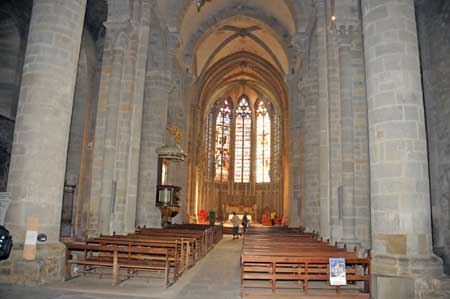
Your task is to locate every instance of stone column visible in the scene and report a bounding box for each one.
[314,0,331,239]
[362,0,443,297]
[337,27,357,245]
[136,72,171,227]
[98,22,129,234]
[287,33,307,228]
[4,0,86,283]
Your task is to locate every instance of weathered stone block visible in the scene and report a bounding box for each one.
[374,275,414,299]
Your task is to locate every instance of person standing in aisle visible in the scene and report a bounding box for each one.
[231,212,240,239]
[242,212,249,234]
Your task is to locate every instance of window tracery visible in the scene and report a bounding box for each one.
[256,100,271,183]
[214,99,231,181]
[234,96,252,183]
[206,95,276,184]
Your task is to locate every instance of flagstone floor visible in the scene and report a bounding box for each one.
[0,235,243,299]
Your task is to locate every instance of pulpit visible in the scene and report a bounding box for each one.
[156,185,181,226]
[155,126,186,226]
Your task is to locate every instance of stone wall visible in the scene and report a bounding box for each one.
[416,0,450,274]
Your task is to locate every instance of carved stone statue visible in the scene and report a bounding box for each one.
[167,125,182,146]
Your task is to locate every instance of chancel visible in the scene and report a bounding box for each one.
[0,0,450,298]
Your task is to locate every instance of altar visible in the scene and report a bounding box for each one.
[223,202,256,223]
[227,214,252,222]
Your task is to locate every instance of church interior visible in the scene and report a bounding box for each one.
[0,0,450,298]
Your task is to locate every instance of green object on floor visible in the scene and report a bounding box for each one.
[209,210,216,225]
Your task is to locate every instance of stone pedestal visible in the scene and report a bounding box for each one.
[362,0,445,297]
[2,0,86,284]
[0,243,66,285]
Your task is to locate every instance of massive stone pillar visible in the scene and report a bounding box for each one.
[3,0,86,283]
[88,0,152,237]
[97,22,129,234]
[136,3,172,228]
[136,72,171,227]
[362,0,444,297]
[337,27,357,245]
[314,0,331,239]
[287,38,303,228]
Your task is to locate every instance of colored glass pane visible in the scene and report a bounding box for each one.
[214,99,231,181]
[234,96,252,183]
[256,100,271,183]
[206,110,214,178]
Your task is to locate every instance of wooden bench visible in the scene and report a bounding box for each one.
[165,224,224,244]
[241,255,370,298]
[85,237,184,282]
[136,228,211,256]
[65,242,172,287]
[240,229,370,298]
[95,235,197,273]
[65,225,223,287]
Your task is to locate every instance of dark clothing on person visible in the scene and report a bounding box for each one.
[242,214,249,233]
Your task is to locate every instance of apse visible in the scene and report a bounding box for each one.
[179,3,291,224]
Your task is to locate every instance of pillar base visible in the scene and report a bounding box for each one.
[372,253,450,299]
[0,242,66,285]
[434,246,450,275]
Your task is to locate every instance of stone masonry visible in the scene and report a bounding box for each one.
[89,0,151,236]
[0,1,449,297]
[362,0,446,298]
[2,0,86,283]
[136,4,172,228]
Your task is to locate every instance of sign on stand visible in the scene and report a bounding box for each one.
[329,258,347,286]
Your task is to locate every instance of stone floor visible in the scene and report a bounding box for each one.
[0,235,243,299]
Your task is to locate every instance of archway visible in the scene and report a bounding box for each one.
[179,5,294,225]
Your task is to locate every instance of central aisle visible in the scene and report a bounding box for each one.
[167,235,243,299]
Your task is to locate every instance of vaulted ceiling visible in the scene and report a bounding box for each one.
[156,0,314,112]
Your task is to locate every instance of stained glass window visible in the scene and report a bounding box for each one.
[214,99,231,181]
[272,111,280,182]
[234,96,252,183]
[256,100,271,183]
[205,109,214,178]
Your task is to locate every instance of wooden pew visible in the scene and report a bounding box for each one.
[98,234,197,269]
[240,229,371,298]
[136,227,210,255]
[65,242,172,287]
[165,224,224,244]
[241,255,370,298]
[85,238,182,282]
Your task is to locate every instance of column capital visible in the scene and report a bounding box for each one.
[290,32,309,54]
[336,24,357,46]
[104,21,131,50]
